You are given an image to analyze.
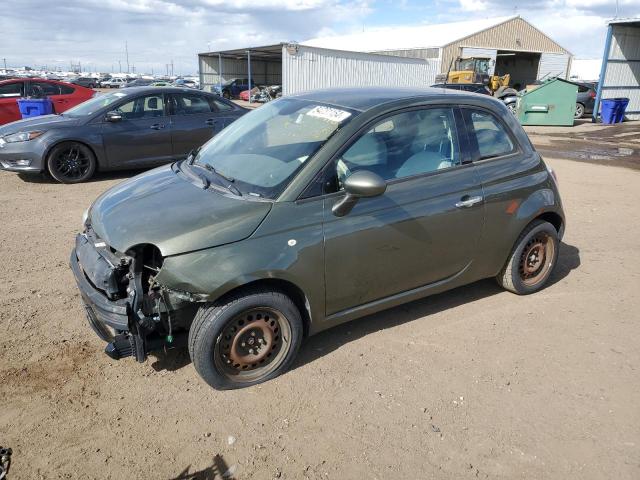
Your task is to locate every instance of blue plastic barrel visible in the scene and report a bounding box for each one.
[601,98,629,124]
[17,98,54,119]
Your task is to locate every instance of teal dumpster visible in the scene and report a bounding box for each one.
[517,78,578,126]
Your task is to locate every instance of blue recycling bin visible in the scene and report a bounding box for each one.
[17,98,54,119]
[601,98,629,124]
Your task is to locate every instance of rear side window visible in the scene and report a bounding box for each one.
[0,82,23,97]
[29,81,62,96]
[59,84,75,94]
[171,93,213,115]
[464,109,515,160]
[210,98,233,111]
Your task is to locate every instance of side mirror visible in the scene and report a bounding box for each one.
[332,170,386,217]
[105,111,122,122]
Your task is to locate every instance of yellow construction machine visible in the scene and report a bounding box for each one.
[435,56,518,99]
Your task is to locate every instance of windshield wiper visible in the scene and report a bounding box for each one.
[190,161,242,196]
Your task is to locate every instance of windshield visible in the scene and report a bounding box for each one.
[63,92,129,117]
[191,98,356,199]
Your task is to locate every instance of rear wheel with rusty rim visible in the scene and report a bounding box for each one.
[189,289,303,390]
[497,219,559,294]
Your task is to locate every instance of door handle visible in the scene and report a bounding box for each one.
[205,118,217,126]
[455,195,483,208]
[150,124,165,130]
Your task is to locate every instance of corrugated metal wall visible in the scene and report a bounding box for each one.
[199,55,282,91]
[372,48,440,60]
[441,17,571,76]
[282,45,441,95]
[600,24,640,120]
[537,53,571,80]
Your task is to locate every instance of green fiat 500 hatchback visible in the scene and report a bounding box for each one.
[71,87,565,390]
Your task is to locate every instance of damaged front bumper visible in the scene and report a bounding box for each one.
[70,232,192,362]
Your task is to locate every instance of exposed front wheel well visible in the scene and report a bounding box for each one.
[214,279,311,337]
[536,211,563,234]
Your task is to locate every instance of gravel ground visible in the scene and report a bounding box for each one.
[0,130,639,479]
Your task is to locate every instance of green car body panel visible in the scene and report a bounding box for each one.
[71,87,564,362]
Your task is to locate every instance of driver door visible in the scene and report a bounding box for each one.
[101,93,173,168]
[322,107,484,315]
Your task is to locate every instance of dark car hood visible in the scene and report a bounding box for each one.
[90,164,272,256]
[0,114,80,135]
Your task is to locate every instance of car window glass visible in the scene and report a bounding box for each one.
[578,85,589,93]
[116,94,165,119]
[211,98,233,111]
[467,109,515,160]
[172,93,213,115]
[333,108,460,189]
[59,84,75,95]
[0,82,22,97]
[28,81,61,96]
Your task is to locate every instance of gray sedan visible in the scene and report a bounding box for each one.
[0,87,247,183]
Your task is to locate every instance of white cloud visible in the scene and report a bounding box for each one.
[459,0,491,11]
[0,0,371,74]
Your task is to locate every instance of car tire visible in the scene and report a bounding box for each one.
[188,288,304,390]
[46,142,97,184]
[575,103,585,119]
[496,220,559,295]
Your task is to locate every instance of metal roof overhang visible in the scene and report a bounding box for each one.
[198,44,284,61]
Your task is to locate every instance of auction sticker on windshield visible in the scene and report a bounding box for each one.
[306,105,351,123]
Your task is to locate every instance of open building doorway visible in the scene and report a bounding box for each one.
[494,51,541,90]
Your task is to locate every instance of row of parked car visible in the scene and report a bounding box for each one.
[0,79,247,182]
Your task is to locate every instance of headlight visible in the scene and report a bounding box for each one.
[3,131,44,143]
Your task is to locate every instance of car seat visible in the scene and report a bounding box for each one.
[395,151,453,178]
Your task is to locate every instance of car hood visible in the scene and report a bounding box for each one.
[89,164,273,256]
[0,114,80,135]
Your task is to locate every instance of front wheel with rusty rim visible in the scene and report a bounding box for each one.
[188,290,303,390]
[47,142,96,183]
[497,220,559,295]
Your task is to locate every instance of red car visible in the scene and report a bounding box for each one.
[239,89,251,101]
[0,78,95,125]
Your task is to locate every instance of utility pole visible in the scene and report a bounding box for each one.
[118,60,121,73]
[171,59,174,77]
[3,58,6,71]
[125,41,130,73]
[166,64,169,76]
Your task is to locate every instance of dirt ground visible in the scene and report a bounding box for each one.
[1,125,639,479]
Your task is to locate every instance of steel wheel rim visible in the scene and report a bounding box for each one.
[575,104,584,118]
[214,307,291,383]
[518,233,555,287]
[507,103,517,115]
[52,145,91,180]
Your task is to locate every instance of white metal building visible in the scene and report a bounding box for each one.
[198,15,571,96]
[198,44,439,96]
[593,18,640,121]
[305,15,573,90]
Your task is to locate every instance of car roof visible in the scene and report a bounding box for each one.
[291,86,483,112]
[105,86,213,95]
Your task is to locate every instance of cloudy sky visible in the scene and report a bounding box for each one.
[1,0,638,74]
